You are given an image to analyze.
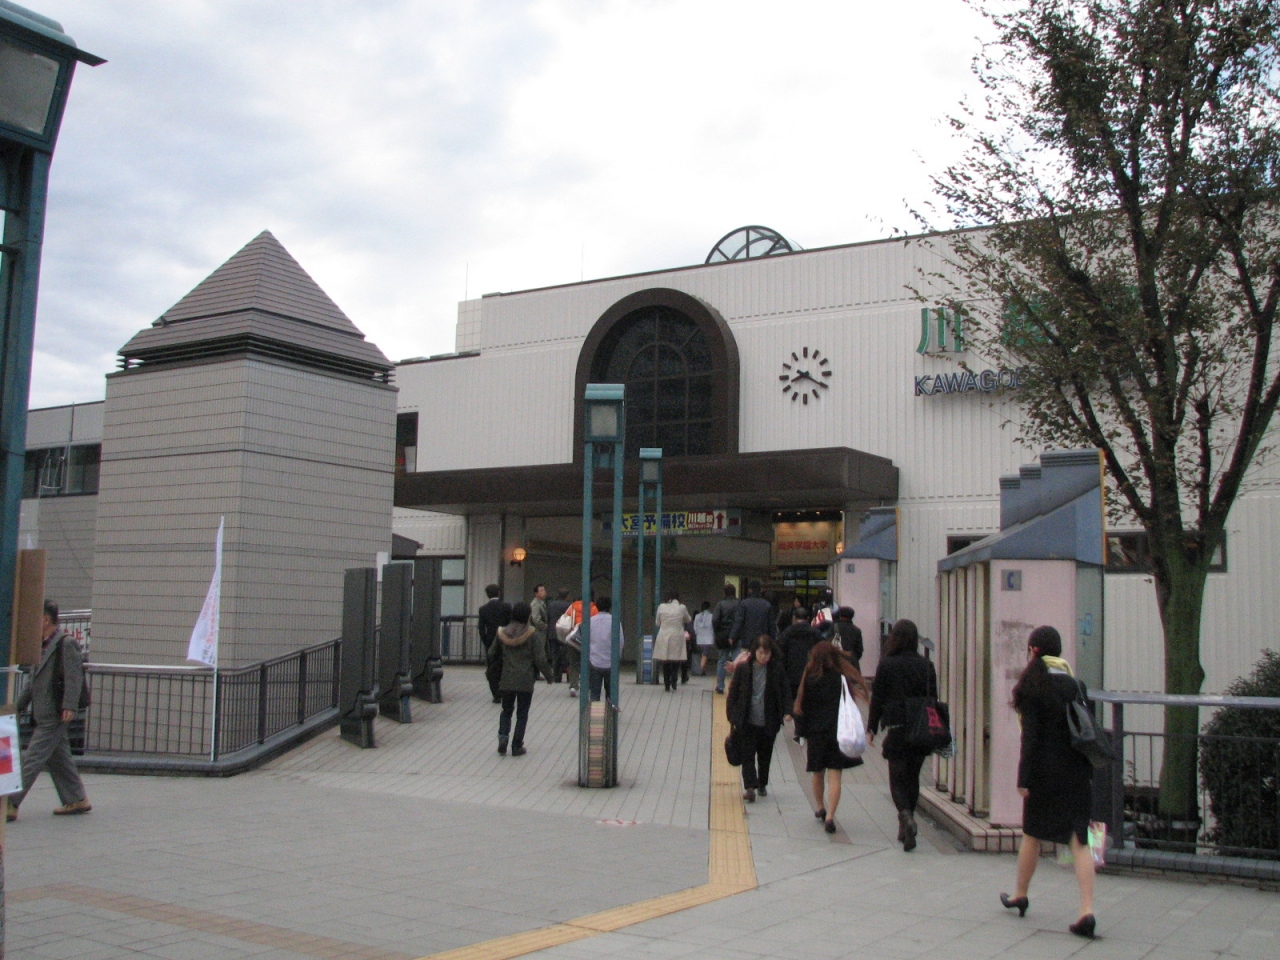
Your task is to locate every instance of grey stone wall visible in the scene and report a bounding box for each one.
[21,495,98,610]
[91,357,395,666]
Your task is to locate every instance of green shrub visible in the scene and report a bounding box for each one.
[1201,650,1280,858]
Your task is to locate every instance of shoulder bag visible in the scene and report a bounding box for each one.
[903,664,951,753]
[1066,678,1114,768]
[836,678,867,759]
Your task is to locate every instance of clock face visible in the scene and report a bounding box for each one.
[778,347,832,404]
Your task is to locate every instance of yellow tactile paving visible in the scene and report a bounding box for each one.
[414,690,756,960]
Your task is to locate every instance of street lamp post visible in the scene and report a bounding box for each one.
[635,447,662,684]
[0,4,102,665]
[580,383,624,787]
[0,2,102,950]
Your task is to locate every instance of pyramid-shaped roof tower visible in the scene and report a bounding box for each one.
[118,231,393,380]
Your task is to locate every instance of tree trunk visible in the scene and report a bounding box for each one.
[1156,558,1209,819]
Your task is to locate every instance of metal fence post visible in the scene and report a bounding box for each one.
[257,662,269,745]
[297,649,308,725]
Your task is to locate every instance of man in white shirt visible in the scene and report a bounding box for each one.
[585,596,624,702]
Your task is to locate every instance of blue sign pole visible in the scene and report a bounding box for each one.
[634,479,645,683]
[609,440,623,707]
[579,440,593,729]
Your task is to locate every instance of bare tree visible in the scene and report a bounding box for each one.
[925,0,1280,817]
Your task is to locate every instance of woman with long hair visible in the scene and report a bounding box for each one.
[999,625,1097,938]
[725,634,790,802]
[868,618,937,851]
[792,640,869,834]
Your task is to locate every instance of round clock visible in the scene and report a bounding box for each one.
[778,347,832,404]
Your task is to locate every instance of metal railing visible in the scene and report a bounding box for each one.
[439,615,486,664]
[17,638,340,763]
[1095,691,1280,860]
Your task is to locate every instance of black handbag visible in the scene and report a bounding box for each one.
[724,729,744,767]
[1066,678,1114,768]
[903,668,952,753]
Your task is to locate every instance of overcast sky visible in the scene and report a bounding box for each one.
[26,0,991,408]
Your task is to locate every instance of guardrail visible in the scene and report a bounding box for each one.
[16,638,341,774]
[1094,691,1280,868]
[440,616,486,664]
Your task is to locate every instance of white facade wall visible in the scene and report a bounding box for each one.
[398,234,1280,697]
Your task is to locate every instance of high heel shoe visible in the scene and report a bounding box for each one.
[999,893,1029,918]
[814,807,826,820]
[1069,914,1096,939]
[824,819,837,834]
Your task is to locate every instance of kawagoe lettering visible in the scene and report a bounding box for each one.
[914,368,1025,396]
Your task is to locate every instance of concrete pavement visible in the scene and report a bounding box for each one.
[4,666,1276,960]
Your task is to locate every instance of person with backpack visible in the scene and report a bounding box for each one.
[832,606,864,670]
[998,625,1098,939]
[6,600,92,821]
[711,583,741,694]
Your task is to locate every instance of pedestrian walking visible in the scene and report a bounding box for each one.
[832,606,863,670]
[563,594,597,697]
[729,581,775,657]
[725,634,790,803]
[693,601,715,676]
[580,596,623,702]
[868,618,938,851]
[652,590,691,691]
[999,625,1098,939]
[546,588,571,683]
[478,584,512,703]
[529,584,550,679]
[487,601,553,756]
[778,607,822,711]
[792,640,868,834]
[6,600,91,821]
[712,582,741,694]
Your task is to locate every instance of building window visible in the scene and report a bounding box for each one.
[947,534,989,554]
[22,444,100,498]
[440,557,465,618]
[597,306,714,458]
[1106,531,1227,573]
[396,412,418,475]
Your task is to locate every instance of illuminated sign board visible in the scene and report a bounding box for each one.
[604,509,742,537]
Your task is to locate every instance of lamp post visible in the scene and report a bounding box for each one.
[0,2,102,949]
[0,4,102,664]
[580,383,624,787]
[635,447,662,684]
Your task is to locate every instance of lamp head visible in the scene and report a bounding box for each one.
[583,383,625,443]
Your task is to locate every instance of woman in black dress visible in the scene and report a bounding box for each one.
[999,626,1097,938]
[792,641,869,834]
[868,618,937,851]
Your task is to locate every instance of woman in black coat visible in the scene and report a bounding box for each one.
[725,635,790,803]
[867,618,937,851]
[999,625,1097,939]
[792,641,869,834]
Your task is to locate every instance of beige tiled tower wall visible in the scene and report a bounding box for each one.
[91,357,395,666]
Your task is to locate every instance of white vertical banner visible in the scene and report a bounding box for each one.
[187,518,224,667]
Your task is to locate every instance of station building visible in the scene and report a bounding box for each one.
[393,226,1280,695]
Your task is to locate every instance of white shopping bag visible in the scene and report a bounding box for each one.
[0,714,24,796]
[836,679,866,759]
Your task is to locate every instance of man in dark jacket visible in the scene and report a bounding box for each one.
[478,584,512,702]
[545,588,571,683]
[778,607,822,715]
[7,600,91,821]
[833,606,864,669]
[711,583,741,694]
[730,580,776,652]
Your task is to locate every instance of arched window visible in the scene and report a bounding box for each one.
[595,306,714,457]
[576,288,739,461]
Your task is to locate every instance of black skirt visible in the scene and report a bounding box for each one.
[1022,783,1091,845]
[805,730,863,772]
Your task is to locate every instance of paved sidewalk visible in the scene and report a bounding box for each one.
[4,666,1277,960]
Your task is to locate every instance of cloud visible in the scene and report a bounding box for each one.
[27,0,988,408]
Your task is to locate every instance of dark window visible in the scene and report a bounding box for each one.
[1106,531,1226,573]
[396,412,419,475]
[22,444,100,497]
[598,306,715,458]
[947,534,989,555]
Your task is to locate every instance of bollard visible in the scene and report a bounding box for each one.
[339,568,379,748]
[377,562,415,722]
[410,557,444,702]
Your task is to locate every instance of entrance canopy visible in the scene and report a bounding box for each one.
[396,446,898,517]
